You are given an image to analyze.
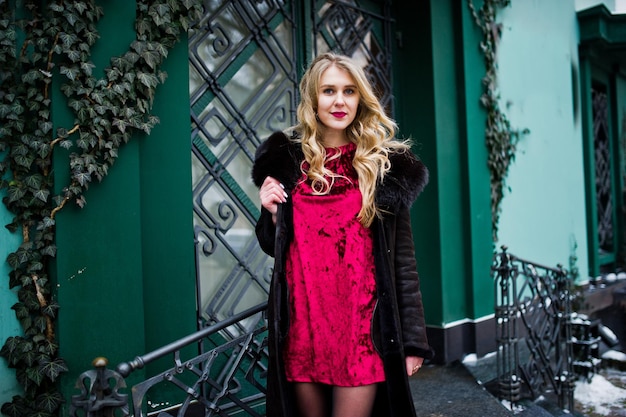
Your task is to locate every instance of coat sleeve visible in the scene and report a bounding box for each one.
[394,208,434,360]
[256,208,277,256]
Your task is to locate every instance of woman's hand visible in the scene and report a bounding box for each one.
[406,356,424,376]
[259,176,288,224]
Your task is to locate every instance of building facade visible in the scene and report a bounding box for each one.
[1,0,625,412]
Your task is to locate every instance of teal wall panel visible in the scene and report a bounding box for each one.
[494,1,589,280]
[0,195,23,402]
[458,0,496,320]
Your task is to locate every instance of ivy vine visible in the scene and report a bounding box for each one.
[0,1,201,416]
[468,0,528,241]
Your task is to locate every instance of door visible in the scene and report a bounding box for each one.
[189,0,394,329]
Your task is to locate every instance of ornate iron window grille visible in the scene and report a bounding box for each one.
[592,86,615,265]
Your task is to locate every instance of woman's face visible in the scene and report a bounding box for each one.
[316,64,360,143]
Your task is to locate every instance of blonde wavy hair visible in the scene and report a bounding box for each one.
[292,52,411,227]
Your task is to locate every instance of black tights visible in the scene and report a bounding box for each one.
[293,382,378,417]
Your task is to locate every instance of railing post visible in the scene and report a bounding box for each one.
[70,357,129,417]
[492,246,521,406]
[555,264,576,412]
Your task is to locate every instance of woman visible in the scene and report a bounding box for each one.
[252,53,433,417]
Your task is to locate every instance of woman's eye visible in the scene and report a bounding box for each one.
[345,88,355,95]
[323,88,334,94]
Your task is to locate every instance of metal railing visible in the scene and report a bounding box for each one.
[70,303,268,417]
[492,246,576,411]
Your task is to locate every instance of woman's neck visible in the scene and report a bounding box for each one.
[321,130,349,148]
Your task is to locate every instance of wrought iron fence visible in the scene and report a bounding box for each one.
[70,303,268,417]
[492,246,576,411]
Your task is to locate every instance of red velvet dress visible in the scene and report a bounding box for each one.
[283,142,385,387]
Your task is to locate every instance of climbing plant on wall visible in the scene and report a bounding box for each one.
[0,1,201,416]
[467,0,528,241]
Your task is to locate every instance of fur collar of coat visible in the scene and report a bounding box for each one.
[252,131,429,212]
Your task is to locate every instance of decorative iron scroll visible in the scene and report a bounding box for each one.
[70,304,268,417]
[492,247,575,411]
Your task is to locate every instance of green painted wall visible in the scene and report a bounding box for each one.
[494,1,589,280]
[394,0,493,327]
[47,1,196,411]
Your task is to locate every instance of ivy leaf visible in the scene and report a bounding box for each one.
[80,61,95,76]
[141,48,161,69]
[59,65,79,81]
[112,118,127,133]
[32,189,50,203]
[27,261,44,273]
[136,18,151,36]
[6,251,20,269]
[0,399,28,417]
[41,244,57,257]
[153,3,170,17]
[41,303,59,319]
[24,174,42,189]
[76,195,86,208]
[26,364,45,385]
[74,2,88,15]
[40,357,68,381]
[0,103,10,118]
[1,336,21,358]
[110,55,126,69]
[64,11,79,27]
[35,391,64,413]
[10,101,24,116]
[66,48,81,62]
[7,185,26,203]
[38,217,56,230]
[59,32,78,47]
[33,316,47,333]
[14,154,34,168]
[85,30,99,45]
[18,316,32,334]
[21,349,37,368]
[37,339,58,357]
[74,171,91,186]
[21,69,41,84]
[91,90,104,105]
[137,72,158,88]
[11,302,29,320]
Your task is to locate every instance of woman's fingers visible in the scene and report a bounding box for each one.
[260,176,288,214]
[406,356,424,376]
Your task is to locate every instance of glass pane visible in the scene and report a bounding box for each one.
[189,0,297,329]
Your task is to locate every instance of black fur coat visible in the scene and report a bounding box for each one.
[252,131,432,417]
